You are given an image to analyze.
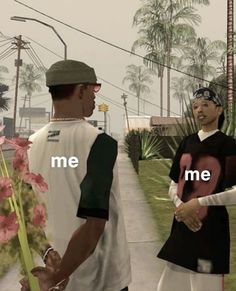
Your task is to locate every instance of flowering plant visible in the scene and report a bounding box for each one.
[0,125,48,291]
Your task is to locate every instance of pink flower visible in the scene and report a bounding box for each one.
[13,151,29,173]
[5,138,32,150]
[0,212,19,243]
[0,177,12,202]
[23,173,48,193]
[32,204,46,228]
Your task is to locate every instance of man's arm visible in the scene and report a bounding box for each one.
[53,217,106,282]
[32,217,106,290]
[175,186,236,221]
[168,180,182,207]
[168,180,202,232]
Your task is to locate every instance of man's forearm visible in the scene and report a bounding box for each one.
[168,180,182,207]
[53,219,104,284]
[198,186,236,206]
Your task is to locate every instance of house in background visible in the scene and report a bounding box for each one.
[124,115,190,136]
[150,116,185,136]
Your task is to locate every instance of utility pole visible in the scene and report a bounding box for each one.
[121,93,130,132]
[12,35,28,136]
[98,103,109,133]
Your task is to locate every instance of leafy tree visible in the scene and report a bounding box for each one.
[0,84,10,112]
[180,37,226,87]
[0,65,9,82]
[123,64,154,115]
[18,63,44,97]
[132,0,205,116]
[171,76,188,116]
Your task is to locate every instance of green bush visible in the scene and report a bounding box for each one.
[125,129,163,160]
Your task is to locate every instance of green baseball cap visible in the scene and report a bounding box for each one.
[46,60,98,86]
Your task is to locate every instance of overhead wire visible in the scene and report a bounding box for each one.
[0,39,13,43]
[28,44,47,71]
[24,36,63,59]
[0,49,17,62]
[98,77,181,116]
[0,40,13,48]
[25,49,41,70]
[0,44,15,58]
[14,0,235,92]
[97,92,149,116]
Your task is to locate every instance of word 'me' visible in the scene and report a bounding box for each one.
[51,156,79,168]
[185,170,210,181]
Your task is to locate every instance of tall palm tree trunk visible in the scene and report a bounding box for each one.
[167,60,171,116]
[137,91,140,116]
[166,41,171,117]
[160,75,164,117]
[227,0,234,116]
[166,0,173,117]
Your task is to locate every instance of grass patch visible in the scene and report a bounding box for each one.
[138,159,236,291]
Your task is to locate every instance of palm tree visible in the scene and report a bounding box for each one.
[19,63,43,97]
[133,0,202,116]
[171,77,188,116]
[180,37,226,87]
[0,66,9,111]
[132,28,166,116]
[122,64,154,115]
[0,65,9,82]
[0,84,10,112]
[17,63,44,132]
[227,0,234,115]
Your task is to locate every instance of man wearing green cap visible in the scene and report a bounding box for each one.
[25,60,131,291]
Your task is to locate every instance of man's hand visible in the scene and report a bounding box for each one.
[183,215,202,232]
[175,199,201,221]
[31,266,69,291]
[31,266,55,291]
[19,277,29,291]
[45,250,61,272]
[175,201,202,232]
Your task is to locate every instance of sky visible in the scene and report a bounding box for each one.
[0,0,233,136]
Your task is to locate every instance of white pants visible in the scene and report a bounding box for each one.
[157,263,224,291]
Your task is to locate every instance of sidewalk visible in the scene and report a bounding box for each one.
[118,143,165,291]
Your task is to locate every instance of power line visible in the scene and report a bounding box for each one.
[98,77,181,116]
[0,44,15,58]
[0,39,13,43]
[97,92,149,116]
[0,40,13,48]
[14,0,235,92]
[0,49,17,62]
[25,47,45,73]
[25,49,41,70]
[24,36,63,59]
[0,36,179,117]
[28,44,47,71]
[0,31,13,40]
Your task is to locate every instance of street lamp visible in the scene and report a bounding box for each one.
[11,16,67,60]
[11,16,67,122]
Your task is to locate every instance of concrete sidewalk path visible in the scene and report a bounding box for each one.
[117,143,165,291]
